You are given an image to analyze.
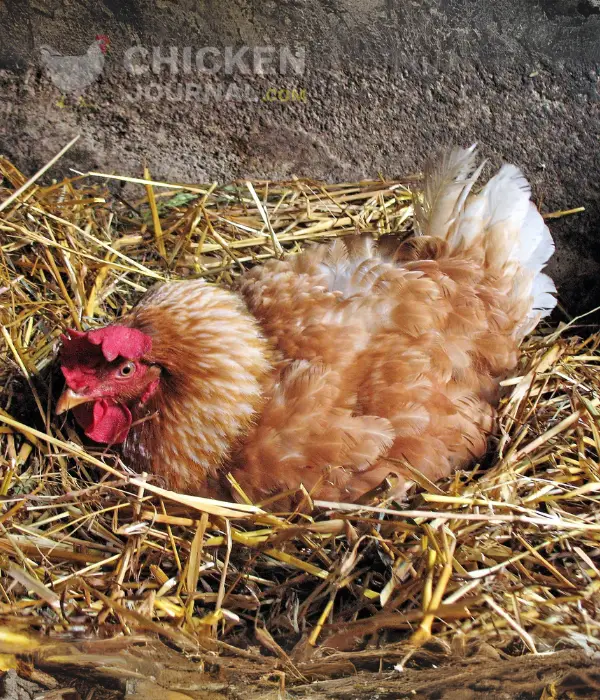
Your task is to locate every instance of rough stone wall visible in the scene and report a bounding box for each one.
[1,0,600,311]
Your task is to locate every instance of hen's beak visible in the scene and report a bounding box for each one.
[56,388,93,415]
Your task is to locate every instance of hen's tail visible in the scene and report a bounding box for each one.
[414,145,556,337]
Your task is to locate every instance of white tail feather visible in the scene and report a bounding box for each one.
[414,145,479,239]
[417,147,557,335]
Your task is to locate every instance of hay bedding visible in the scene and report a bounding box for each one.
[0,139,599,696]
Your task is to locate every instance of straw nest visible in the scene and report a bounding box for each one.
[0,141,599,686]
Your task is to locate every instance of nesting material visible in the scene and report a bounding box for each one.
[0,148,598,682]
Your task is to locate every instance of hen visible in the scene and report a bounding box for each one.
[56,147,556,503]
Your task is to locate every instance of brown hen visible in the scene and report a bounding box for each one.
[56,147,556,503]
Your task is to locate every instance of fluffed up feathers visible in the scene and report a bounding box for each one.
[57,147,556,505]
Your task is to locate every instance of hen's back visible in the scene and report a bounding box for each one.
[234,148,556,503]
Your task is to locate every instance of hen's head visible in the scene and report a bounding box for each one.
[56,326,160,444]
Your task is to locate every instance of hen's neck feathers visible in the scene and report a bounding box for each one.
[123,280,271,493]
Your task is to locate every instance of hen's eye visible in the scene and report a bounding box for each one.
[118,362,136,378]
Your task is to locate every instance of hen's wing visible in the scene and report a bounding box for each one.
[236,238,493,502]
[235,238,411,501]
[236,361,395,499]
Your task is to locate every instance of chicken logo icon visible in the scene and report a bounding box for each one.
[39,35,110,94]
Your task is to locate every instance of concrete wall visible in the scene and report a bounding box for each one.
[1,0,600,312]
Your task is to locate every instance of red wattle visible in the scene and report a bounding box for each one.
[73,399,132,444]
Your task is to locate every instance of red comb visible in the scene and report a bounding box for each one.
[86,326,151,362]
[61,326,152,364]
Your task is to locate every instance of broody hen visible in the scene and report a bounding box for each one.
[56,147,556,503]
